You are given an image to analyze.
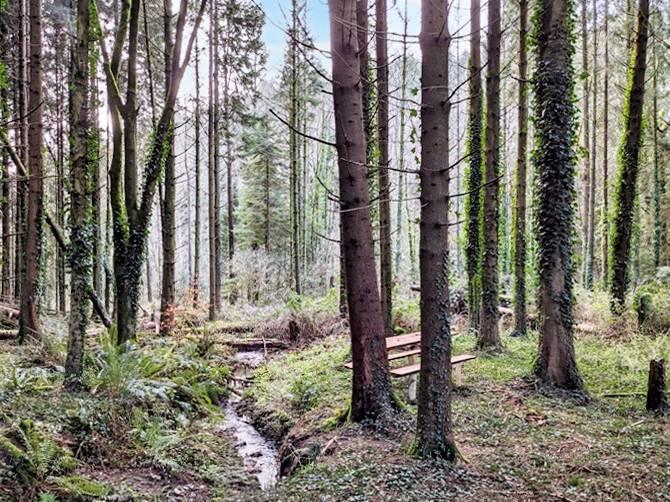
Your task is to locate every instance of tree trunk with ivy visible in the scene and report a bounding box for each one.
[651,35,663,270]
[512,0,528,338]
[465,0,482,336]
[18,0,44,343]
[328,0,395,423]
[65,0,93,388]
[609,0,649,311]
[533,0,585,392]
[477,0,502,351]
[415,0,456,460]
[100,0,206,344]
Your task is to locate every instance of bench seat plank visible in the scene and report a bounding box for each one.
[389,354,477,377]
[343,348,422,369]
[386,332,421,349]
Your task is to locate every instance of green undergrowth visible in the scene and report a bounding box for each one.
[633,279,670,334]
[245,329,670,500]
[0,327,253,500]
[245,336,351,427]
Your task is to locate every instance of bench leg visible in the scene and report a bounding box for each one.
[454,364,463,386]
[407,375,417,404]
[407,354,417,404]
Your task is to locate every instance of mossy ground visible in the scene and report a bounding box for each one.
[0,319,257,501]
[244,303,670,501]
[1,292,669,501]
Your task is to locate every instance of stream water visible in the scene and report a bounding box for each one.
[222,351,280,490]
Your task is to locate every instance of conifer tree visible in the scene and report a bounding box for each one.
[238,114,287,252]
[478,0,503,351]
[465,0,483,335]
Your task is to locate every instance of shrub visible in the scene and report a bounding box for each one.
[633,281,670,334]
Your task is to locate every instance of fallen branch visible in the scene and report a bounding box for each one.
[227,338,288,350]
[600,392,646,398]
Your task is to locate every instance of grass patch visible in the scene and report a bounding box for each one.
[247,336,351,418]
[244,329,670,500]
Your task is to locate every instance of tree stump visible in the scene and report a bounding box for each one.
[646,359,668,414]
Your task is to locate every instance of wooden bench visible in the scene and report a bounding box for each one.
[343,348,422,369]
[390,353,477,385]
[343,333,477,385]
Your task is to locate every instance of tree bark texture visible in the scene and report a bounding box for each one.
[65,0,93,388]
[415,0,456,460]
[19,0,44,343]
[610,0,649,310]
[376,0,392,337]
[328,0,394,422]
[465,0,482,335]
[646,359,668,414]
[160,0,176,336]
[513,0,528,338]
[477,0,502,351]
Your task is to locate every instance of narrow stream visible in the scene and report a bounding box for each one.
[222,351,280,490]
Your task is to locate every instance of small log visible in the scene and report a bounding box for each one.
[0,329,17,339]
[646,359,668,414]
[228,338,288,350]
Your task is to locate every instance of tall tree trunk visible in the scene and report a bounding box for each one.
[394,0,408,282]
[0,141,8,302]
[55,28,66,313]
[14,0,28,303]
[477,0,502,351]
[103,0,206,344]
[376,0,392,336]
[264,157,270,250]
[610,0,649,310]
[91,69,103,306]
[328,0,394,422]
[651,36,662,270]
[193,39,201,307]
[207,0,218,320]
[0,1,10,302]
[289,0,301,295]
[533,0,584,392]
[465,0,482,335]
[512,0,528,338]
[213,14,222,311]
[585,0,597,289]
[65,0,93,388]
[160,0,176,335]
[601,0,609,285]
[580,0,590,284]
[19,0,44,343]
[415,0,456,460]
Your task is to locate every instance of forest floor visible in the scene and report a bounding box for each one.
[0,291,669,501]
